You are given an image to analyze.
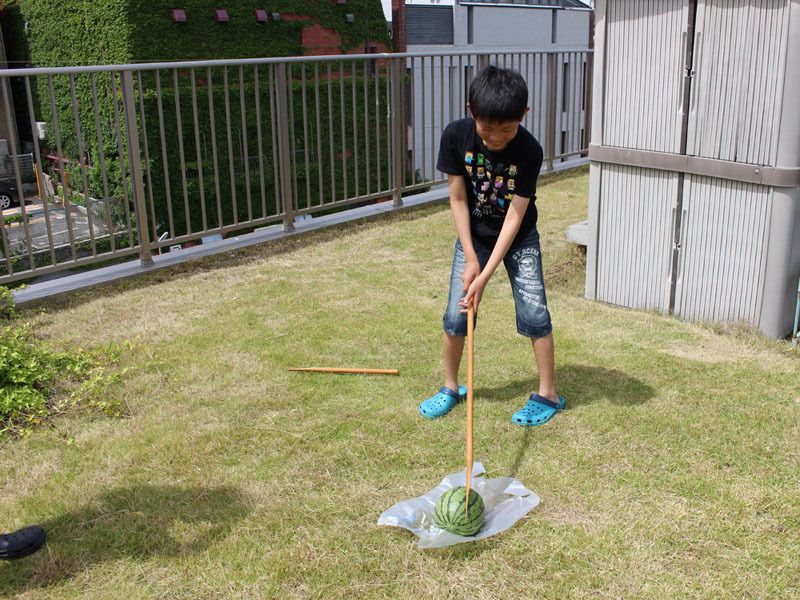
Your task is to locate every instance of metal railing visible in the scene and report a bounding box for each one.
[0,48,591,284]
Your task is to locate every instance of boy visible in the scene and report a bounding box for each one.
[418,65,565,426]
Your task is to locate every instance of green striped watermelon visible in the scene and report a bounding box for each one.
[433,486,485,536]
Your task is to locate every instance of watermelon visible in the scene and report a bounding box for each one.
[433,486,485,536]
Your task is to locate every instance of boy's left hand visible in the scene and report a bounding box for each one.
[460,274,488,314]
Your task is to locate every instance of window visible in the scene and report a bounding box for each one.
[406,6,454,45]
[286,24,303,56]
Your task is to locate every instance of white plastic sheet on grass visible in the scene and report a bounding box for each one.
[378,462,540,548]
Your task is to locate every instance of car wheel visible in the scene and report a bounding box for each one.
[0,193,13,210]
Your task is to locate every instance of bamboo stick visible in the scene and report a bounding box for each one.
[288,367,399,375]
[465,302,474,518]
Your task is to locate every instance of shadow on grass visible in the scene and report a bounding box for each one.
[508,429,532,479]
[477,363,655,408]
[0,484,251,594]
[501,364,654,478]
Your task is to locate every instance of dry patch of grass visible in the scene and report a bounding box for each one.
[659,333,794,370]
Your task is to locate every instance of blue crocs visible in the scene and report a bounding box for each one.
[419,386,467,419]
[511,394,565,427]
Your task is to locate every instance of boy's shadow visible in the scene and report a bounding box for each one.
[0,484,251,593]
[475,364,656,478]
[477,363,655,409]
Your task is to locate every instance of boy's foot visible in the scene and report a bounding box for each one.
[511,394,565,427]
[419,386,467,419]
[0,525,46,560]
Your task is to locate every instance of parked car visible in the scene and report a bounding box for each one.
[0,180,20,210]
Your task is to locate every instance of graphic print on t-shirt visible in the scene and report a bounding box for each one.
[466,151,519,218]
[436,118,543,246]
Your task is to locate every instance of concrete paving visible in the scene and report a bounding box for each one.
[3,199,109,255]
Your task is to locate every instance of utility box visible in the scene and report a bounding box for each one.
[585,0,800,338]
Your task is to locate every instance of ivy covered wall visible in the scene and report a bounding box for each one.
[0,0,393,237]
[126,0,389,62]
[2,0,389,67]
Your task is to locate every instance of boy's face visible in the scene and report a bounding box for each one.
[469,105,529,152]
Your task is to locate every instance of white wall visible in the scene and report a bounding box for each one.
[406,3,591,51]
[557,9,592,45]
[469,6,556,48]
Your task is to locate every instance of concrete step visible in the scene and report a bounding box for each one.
[566,219,588,246]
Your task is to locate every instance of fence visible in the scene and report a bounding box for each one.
[0,48,591,284]
[0,152,34,182]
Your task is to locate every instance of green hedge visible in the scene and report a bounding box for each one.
[3,0,388,158]
[4,0,389,67]
[0,307,123,439]
[0,0,392,235]
[125,0,390,63]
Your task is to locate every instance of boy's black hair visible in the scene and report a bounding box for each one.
[468,65,529,123]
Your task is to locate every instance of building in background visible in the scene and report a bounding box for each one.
[0,26,13,154]
[391,0,592,180]
[401,0,590,50]
[0,0,398,265]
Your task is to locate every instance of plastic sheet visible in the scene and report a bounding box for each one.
[377,462,540,548]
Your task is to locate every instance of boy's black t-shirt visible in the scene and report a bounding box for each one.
[437,118,543,249]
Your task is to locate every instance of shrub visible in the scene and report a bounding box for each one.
[0,285,15,319]
[0,309,123,437]
[3,213,30,227]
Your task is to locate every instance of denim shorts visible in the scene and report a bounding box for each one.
[443,227,552,338]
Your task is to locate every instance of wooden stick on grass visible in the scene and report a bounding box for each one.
[288,367,399,375]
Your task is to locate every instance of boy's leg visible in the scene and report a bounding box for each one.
[419,239,486,419]
[504,229,564,425]
[443,332,466,393]
[442,237,486,388]
[531,333,556,403]
[503,228,553,343]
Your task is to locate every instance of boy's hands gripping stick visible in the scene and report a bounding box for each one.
[461,274,488,315]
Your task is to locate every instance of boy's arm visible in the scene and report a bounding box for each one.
[460,194,530,313]
[448,174,482,293]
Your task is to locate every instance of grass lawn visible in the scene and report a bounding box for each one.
[2,166,799,599]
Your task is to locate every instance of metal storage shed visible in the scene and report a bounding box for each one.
[585,0,800,338]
